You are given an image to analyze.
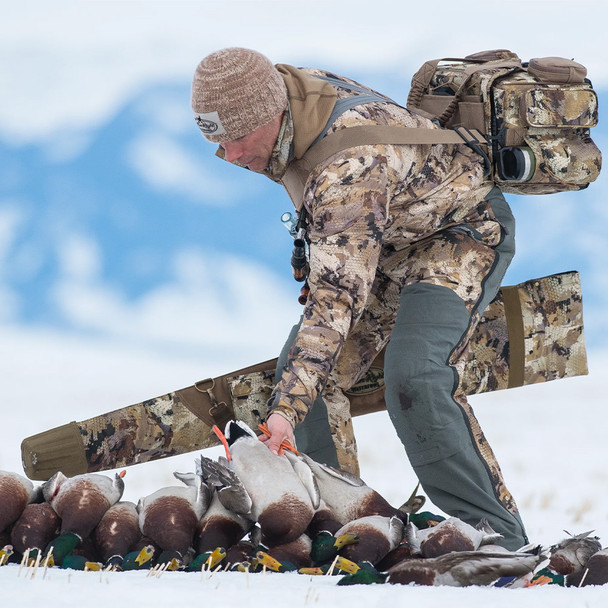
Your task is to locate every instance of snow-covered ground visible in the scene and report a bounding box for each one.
[1,325,607,605]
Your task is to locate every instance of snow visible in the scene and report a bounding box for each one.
[1,325,607,605]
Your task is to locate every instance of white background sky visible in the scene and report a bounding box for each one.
[2,0,607,143]
[2,3,608,604]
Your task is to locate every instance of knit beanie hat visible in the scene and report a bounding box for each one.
[191,48,288,143]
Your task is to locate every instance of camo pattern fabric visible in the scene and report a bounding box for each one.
[409,54,601,194]
[518,271,587,383]
[268,68,495,431]
[78,393,219,471]
[460,271,587,394]
[227,370,275,432]
[493,72,601,192]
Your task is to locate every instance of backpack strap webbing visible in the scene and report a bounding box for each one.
[282,124,486,210]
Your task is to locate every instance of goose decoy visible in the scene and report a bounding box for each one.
[405,517,503,558]
[386,548,546,587]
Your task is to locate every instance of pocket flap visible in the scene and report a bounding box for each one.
[524,87,598,127]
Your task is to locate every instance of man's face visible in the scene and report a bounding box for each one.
[220,113,283,173]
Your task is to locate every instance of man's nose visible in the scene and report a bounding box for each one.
[222,141,243,163]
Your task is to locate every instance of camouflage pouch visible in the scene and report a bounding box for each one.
[407,50,601,194]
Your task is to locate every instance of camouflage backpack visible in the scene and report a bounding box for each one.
[282,49,601,207]
[406,49,601,194]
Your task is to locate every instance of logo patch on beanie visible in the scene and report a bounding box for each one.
[194,111,227,137]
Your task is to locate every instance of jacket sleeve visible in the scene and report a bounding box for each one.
[268,147,391,427]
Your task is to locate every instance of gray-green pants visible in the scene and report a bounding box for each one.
[276,187,528,550]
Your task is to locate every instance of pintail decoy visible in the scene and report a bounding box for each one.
[195,456,254,555]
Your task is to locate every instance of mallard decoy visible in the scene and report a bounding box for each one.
[375,541,417,571]
[137,471,211,557]
[0,470,38,533]
[566,548,608,587]
[209,421,319,546]
[223,539,257,571]
[265,533,313,570]
[93,501,141,568]
[386,548,546,587]
[60,554,103,571]
[549,530,602,576]
[407,511,446,529]
[0,545,14,566]
[405,517,503,558]
[185,546,227,572]
[307,499,344,538]
[310,529,359,565]
[337,563,388,586]
[42,470,126,566]
[42,471,126,539]
[192,462,253,555]
[121,544,157,571]
[10,502,61,561]
[336,515,404,566]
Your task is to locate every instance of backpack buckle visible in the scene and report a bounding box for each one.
[454,126,491,177]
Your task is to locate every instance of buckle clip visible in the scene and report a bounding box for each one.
[454,126,491,177]
[195,377,229,421]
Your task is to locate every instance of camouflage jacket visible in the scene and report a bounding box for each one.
[244,67,499,429]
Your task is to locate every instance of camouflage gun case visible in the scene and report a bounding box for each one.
[21,270,587,480]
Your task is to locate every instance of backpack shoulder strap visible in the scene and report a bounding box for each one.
[281,123,486,210]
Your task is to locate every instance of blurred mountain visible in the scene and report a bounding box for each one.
[1,80,606,354]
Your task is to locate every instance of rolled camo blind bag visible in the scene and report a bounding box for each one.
[21,271,587,480]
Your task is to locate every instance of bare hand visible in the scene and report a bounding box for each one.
[258,413,295,455]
